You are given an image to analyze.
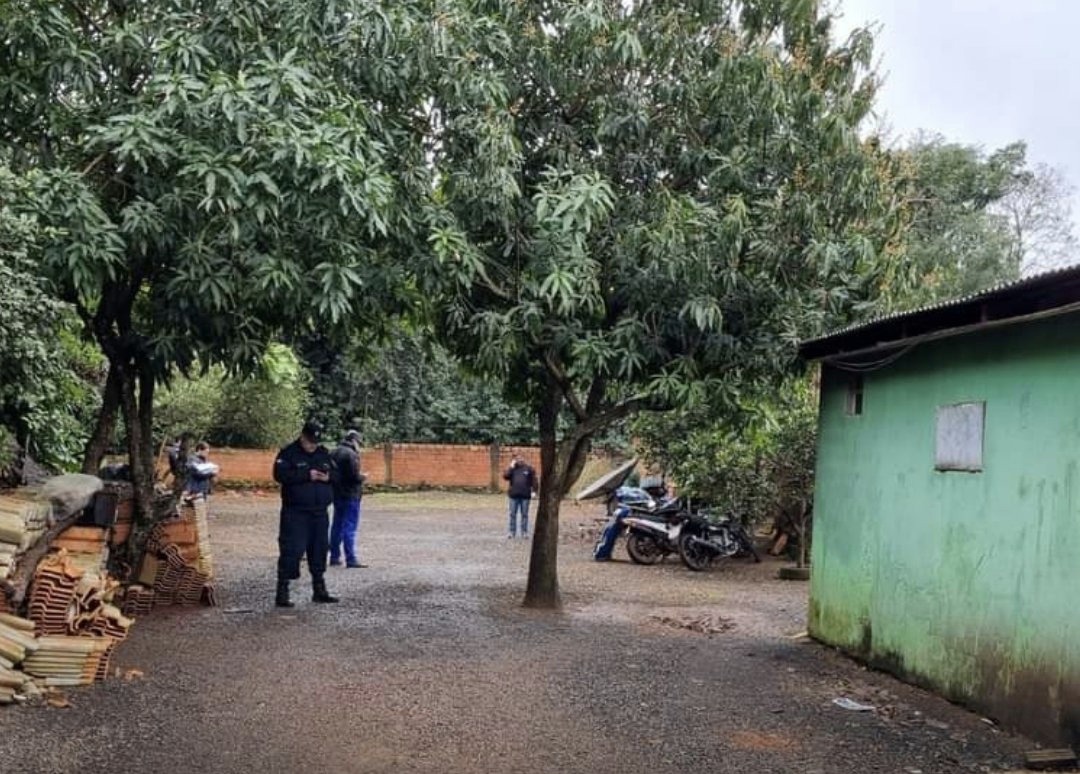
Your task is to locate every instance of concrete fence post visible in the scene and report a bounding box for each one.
[489,442,502,493]
[384,442,394,487]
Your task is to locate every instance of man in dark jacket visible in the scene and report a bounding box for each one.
[329,429,367,568]
[503,453,538,539]
[273,420,340,607]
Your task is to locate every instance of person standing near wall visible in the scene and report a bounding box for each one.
[503,453,538,539]
[273,420,340,607]
[184,442,217,500]
[330,429,367,568]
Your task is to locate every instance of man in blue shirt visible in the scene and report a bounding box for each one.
[273,420,340,607]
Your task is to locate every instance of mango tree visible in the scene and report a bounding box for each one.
[0,0,489,565]
[425,0,905,608]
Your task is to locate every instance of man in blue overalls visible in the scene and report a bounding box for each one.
[273,420,340,607]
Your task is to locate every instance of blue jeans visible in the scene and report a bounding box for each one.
[329,497,361,564]
[508,497,530,536]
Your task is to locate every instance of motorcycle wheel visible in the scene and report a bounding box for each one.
[735,530,762,563]
[626,532,663,565]
[678,532,713,572]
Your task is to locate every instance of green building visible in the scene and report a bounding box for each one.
[800,268,1080,745]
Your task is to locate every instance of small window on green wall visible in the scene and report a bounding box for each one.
[845,374,864,416]
[935,402,985,472]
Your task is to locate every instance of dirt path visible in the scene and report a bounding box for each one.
[0,492,1031,773]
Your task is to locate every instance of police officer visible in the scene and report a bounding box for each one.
[273,420,340,607]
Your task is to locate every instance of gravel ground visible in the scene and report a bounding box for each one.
[0,492,1033,773]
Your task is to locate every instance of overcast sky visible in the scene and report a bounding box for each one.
[833,0,1080,200]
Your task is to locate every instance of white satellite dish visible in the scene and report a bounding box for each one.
[574,458,638,502]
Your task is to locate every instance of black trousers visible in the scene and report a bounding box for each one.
[277,507,329,582]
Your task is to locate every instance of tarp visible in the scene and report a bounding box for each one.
[40,474,104,520]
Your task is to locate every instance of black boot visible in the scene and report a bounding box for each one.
[275,579,294,608]
[312,576,339,604]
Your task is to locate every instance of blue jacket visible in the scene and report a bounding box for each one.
[273,440,336,511]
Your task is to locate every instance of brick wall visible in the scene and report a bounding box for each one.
[211,443,546,491]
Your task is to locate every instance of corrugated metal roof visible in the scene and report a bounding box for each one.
[801,262,1080,352]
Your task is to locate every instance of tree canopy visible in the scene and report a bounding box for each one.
[0,167,102,473]
[423,0,905,606]
[0,0,481,536]
[890,136,1077,307]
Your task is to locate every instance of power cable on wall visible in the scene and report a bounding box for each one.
[829,344,917,373]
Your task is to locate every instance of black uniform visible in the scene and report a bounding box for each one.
[273,439,337,581]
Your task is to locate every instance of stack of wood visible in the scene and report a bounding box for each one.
[0,495,50,581]
[189,497,214,576]
[27,553,83,636]
[0,611,120,697]
[0,551,135,698]
[138,545,212,606]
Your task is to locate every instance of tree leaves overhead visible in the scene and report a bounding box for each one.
[0,0,459,377]
[0,167,103,471]
[426,0,904,419]
[888,135,1078,308]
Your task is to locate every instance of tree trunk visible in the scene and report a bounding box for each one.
[524,468,563,608]
[524,381,563,609]
[81,362,121,474]
[114,361,162,578]
[171,434,194,498]
[795,502,808,569]
[523,382,597,609]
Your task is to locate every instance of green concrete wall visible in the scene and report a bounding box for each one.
[810,312,1080,744]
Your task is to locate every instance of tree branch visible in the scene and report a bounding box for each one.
[64,1,104,38]
[570,396,652,441]
[585,375,606,414]
[541,351,587,421]
[81,151,109,177]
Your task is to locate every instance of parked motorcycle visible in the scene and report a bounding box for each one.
[622,497,689,565]
[577,461,690,563]
[677,511,761,571]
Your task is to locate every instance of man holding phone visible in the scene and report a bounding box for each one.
[503,452,538,539]
[272,420,340,607]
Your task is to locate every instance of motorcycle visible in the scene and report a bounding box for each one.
[677,511,761,571]
[577,461,693,563]
[621,494,689,565]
